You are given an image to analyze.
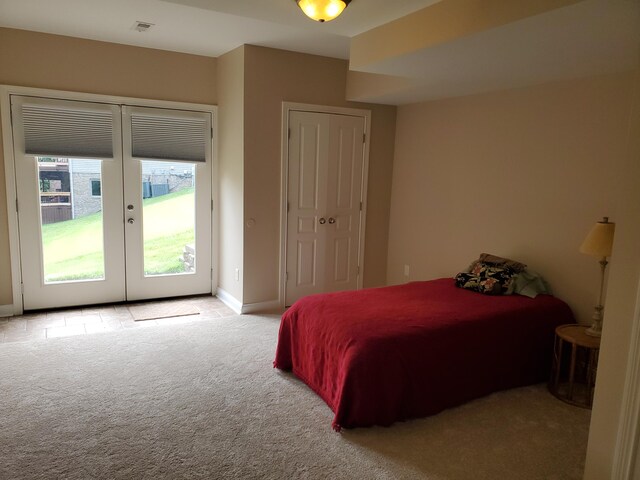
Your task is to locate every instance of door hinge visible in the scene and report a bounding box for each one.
[211,127,214,139]
[20,283,24,294]
[356,266,360,275]
[287,202,290,213]
[285,272,289,282]
[15,198,19,213]
[288,128,291,140]
[359,201,362,211]
[211,199,214,211]
[211,267,214,280]
[363,133,366,144]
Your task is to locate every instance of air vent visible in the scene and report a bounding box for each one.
[133,21,154,33]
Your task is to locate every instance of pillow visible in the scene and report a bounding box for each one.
[467,253,527,274]
[455,263,516,295]
[511,270,552,298]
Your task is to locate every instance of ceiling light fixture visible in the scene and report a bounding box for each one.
[295,0,352,22]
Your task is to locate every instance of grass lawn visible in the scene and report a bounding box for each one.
[42,187,195,282]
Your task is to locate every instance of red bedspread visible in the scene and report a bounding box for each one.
[274,278,574,430]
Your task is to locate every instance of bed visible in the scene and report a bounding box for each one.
[274,277,574,430]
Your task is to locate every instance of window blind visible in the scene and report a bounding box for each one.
[14,97,115,159]
[130,112,209,163]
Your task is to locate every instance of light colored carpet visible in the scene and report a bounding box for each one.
[0,314,590,479]
[129,303,200,321]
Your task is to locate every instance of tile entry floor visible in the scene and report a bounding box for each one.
[0,295,237,344]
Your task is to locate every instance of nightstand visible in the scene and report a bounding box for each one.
[548,324,600,408]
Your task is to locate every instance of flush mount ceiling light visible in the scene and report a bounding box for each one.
[295,0,352,22]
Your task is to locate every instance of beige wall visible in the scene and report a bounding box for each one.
[0,28,217,306]
[387,71,636,325]
[584,69,640,479]
[242,45,396,305]
[388,70,640,476]
[216,47,245,301]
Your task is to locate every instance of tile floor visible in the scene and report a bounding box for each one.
[0,295,237,344]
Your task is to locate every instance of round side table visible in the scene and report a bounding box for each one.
[548,324,600,408]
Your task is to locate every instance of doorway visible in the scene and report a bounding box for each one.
[9,95,214,310]
[283,106,369,306]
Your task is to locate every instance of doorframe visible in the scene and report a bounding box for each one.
[612,277,640,479]
[0,85,218,315]
[279,102,371,308]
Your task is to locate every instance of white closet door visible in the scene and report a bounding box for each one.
[324,114,364,293]
[285,111,365,306]
[12,96,126,310]
[286,111,330,304]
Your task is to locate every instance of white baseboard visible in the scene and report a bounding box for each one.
[215,289,283,315]
[241,299,283,315]
[0,304,14,317]
[215,288,242,314]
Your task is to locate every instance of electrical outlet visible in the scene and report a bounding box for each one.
[404,264,410,277]
[235,268,240,282]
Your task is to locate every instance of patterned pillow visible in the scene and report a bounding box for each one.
[455,263,516,295]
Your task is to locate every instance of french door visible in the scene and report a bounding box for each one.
[11,96,213,310]
[285,110,365,306]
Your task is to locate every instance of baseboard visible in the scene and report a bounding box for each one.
[215,288,242,314]
[0,304,14,317]
[241,299,283,315]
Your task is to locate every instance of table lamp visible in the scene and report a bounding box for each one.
[579,217,616,337]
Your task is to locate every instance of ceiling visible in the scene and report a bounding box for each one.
[348,0,640,104]
[0,0,440,59]
[0,0,638,105]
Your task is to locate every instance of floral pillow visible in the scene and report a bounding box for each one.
[455,262,516,295]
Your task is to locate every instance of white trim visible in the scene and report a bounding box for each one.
[1,85,218,313]
[216,287,242,314]
[279,102,371,308]
[211,110,219,299]
[612,279,640,479]
[241,299,283,315]
[1,87,24,315]
[0,304,14,317]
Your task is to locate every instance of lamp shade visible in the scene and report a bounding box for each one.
[296,0,351,22]
[580,217,615,257]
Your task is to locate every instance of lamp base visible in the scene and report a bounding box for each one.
[585,324,602,337]
[585,306,603,337]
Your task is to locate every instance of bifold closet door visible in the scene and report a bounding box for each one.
[12,96,126,310]
[285,111,365,306]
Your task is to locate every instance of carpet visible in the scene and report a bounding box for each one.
[128,302,200,321]
[0,314,591,479]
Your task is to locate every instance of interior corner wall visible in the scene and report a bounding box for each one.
[241,45,397,305]
[0,27,217,307]
[584,67,640,480]
[386,71,636,325]
[216,46,245,302]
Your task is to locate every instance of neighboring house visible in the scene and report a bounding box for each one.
[38,158,194,223]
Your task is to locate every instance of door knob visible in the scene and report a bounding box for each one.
[318,217,326,225]
[127,218,135,224]
[328,217,336,224]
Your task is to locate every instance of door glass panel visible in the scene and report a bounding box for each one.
[141,160,196,276]
[39,157,105,283]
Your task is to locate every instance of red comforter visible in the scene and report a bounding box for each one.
[274,278,574,430]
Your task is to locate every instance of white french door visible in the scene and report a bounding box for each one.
[122,106,212,301]
[11,96,213,310]
[285,110,365,306]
